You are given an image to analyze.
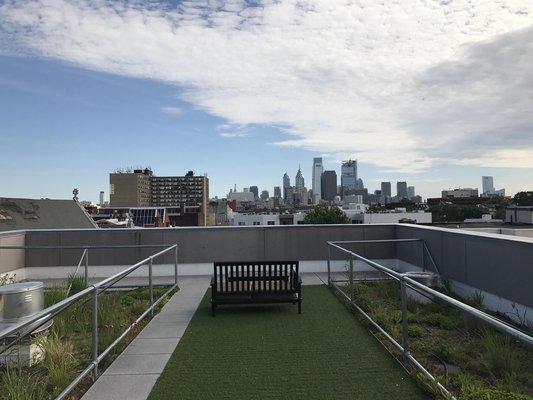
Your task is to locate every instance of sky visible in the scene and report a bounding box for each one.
[0,0,532,202]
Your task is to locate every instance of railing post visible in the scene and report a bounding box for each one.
[400,277,410,363]
[421,241,426,272]
[91,287,98,380]
[349,257,354,300]
[84,248,89,287]
[174,245,178,286]
[327,245,331,285]
[149,258,154,316]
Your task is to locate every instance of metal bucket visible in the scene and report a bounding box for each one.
[0,281,53,337]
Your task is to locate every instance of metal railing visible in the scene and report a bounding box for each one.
[326,239,533,400]
[0,244,179,400]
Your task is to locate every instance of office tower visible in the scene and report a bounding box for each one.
[249,186,259,200]
[341,160,357,195]
[381,182,391,198]
[283,173,290,199]
[110,168,152,207]
[312,157,323,204]
[273,186,281,198]
[295,166,305,189]
[407,186,415,199]
[260,190,269,201]
[99,191,104,206]
[397,181,408,199]
[321,170,337,202]
[482,176,494,195]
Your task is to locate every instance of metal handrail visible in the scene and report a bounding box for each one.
[328,238,441,275]
[326,240,533,399]
[0,244,173,249]
[0,244,179,400]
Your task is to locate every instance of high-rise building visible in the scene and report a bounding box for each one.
[273,186,281,198]
[407,186,415,199]
[295,166,305,189]
[381,182,391,198]
[260,190,269,201]
[110,168,209,226]
[321,170,337,202]
[312,157,323,204]
[482,176,495,195]
[110,168,152,207]
[283,173,290,200]
[341,160,357,195]
[99,191,104,206]
[397,181,408,199]
[249,186,259,200]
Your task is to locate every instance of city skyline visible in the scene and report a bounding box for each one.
[1,1,533,202]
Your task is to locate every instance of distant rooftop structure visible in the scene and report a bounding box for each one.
[0,197,97,232]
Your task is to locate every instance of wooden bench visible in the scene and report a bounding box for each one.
[211,261,302,316]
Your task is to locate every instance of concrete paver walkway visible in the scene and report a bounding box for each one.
[81,276,211,400]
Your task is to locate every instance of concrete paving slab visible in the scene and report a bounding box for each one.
[123,338,178,355]
[81,373,159,400]
[105,353,172,375]
[135,322,188,339]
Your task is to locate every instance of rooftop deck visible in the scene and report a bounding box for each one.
[1,224,532,399]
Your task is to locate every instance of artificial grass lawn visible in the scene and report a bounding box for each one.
[149,285,428,400]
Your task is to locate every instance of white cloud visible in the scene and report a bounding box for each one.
[160,106,183,116]
[216,123,249,138]
[1,0,532,171]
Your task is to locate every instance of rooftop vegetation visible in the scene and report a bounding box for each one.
[0,275,175,400]
[341,279,533,399]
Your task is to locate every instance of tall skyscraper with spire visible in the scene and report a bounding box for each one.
[312,157,323,204]
[295,165,305,189]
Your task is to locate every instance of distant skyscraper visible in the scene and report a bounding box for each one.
[249,186,259,200]
[273,186,281,198]
[397,181,408,199]
[99,191,104,206]
[295,165,305,189]
[341,160,357,195]
[381,182,391,198]
[407,186,415,199]
[260,190,269,201]
[321,170,337,202]
[283,173,290,199]
[482,176,494,195]
[312,157,323,204]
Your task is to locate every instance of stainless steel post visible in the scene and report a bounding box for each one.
[91,288,98,380]
[327,245,331,284]
[400,278,409,363]
[149,258,154,316]
[349,257,354,300]
[84,248,89,287]
[174,246,178,286]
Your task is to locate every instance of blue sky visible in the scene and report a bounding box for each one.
[1,1,532,202]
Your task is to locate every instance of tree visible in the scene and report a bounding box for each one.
[303,205,351,224]
[513,191,533,206]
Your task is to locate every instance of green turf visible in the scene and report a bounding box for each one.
[148,285,428,400]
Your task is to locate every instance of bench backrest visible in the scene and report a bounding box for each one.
[213,261,299,294]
